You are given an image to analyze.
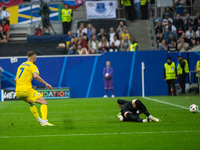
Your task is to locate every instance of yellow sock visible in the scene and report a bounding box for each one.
[30,104,40,119]
[40,104,47,120]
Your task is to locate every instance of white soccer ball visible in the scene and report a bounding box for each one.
[105,73,109,78]
[189,104,199,113]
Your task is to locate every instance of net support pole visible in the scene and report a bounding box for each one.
[141,62,145,97]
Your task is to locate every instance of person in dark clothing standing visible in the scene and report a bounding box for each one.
[140,0,148,20]
[177,56,189,94]
[121,0,134,21]
[164,57,177,96]
[39,2,51,34]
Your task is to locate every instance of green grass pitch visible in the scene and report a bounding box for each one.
[0,96,200,150]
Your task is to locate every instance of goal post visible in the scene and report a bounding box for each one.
[141,62,145,97]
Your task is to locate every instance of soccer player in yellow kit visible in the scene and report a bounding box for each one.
[15,50,54,126]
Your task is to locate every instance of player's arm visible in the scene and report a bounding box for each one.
[33,73,53,89]
[14,78,16,85]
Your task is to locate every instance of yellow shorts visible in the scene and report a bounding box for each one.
[16,89,42,103]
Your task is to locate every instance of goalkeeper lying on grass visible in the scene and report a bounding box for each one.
[117,99,160,123]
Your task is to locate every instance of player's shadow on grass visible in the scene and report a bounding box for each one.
[62,118,74,130]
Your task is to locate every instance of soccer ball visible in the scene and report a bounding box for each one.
[105,73,109,78]
[189,104,199,113]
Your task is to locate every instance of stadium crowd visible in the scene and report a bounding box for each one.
[154,7,200,52]
[0,5,10,43]
[65,21,138,55]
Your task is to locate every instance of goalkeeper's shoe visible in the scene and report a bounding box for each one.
[143,118,151,123]
[148,115,160,122]
[41,122,55,126]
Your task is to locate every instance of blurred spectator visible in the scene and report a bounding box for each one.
[185,26,194,40]
[110,35,120,48]
[66,31,75,46]
[33,24,43,36]
[0,18,9,42]
[196,26,200,43]
[168,41,177,52]
[164,28,177,43]
[39,2,51,34]
[116,21,126,35]
[120,42,127,51]
[159,39,168,50]
[190,33,199,49]
[154,21,163,36]
[0,5,10,22]
[177,38,189,51]
[109,42,119,52]
[177,32,186,43]
[174,14,184,37]
[134,0,141,20]
[194,19,200,31]
[162,7,173,19]
[77,27,84,37]
[129,38,139,51]
[183,13,193,31]
[121,36,131,51]
[174,0,186,15]
[76,45,82,54]
[120,28,130,41]
[79,48,89,55]
[76,23,87,37]
[97,28,109,41]
[88,35,99,54]
[168,34,177,45]
[87,23,95,38]
[166,21,177,33]
[80,23,87,34]
[156,33,164,47]
[67,38,76,55]
[89,29,96,40]
[194,13,200,29]
[77,36,87,49]
[62,4,73,34]
[99,36,109,53]
[162,13,173,27]
[173,14,184,31]
[109,27,116,42]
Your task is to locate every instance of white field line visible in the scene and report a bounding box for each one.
[143,97,189,110]
[0,130,199,139]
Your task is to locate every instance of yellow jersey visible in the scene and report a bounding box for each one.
[15,61,39,91]
[121,33,130,41]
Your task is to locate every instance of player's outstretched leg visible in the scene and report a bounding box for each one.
[135,100,160,122]
[36,97,54,126]
[125,112,150,123]
[30,104,42,124]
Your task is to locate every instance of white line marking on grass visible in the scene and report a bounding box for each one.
[143,97,189,110]
[0,130,199,139]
